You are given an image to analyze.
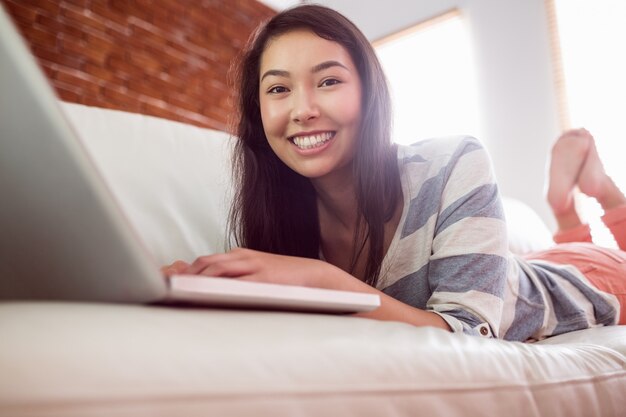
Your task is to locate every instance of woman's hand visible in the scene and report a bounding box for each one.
[163,248,350,290]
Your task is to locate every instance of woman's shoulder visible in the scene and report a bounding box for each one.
[396,135,486,165]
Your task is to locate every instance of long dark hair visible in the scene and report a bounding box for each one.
[229,4,400,286]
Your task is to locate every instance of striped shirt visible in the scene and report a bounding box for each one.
[379,136,619,342]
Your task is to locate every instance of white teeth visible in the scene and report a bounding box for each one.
[292,132,334,149]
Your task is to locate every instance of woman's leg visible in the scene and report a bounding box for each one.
[601,207,626,251]
[546,129,593,243]
[526,243,626,325]
[537,129,626,324]
[576,131,626,250]
[546,128,626,247]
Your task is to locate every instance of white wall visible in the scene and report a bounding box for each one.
[314,0,561,230]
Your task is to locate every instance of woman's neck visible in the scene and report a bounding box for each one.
[311,167,359,232]
[312,163,404,281]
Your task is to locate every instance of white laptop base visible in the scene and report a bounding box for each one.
[168,276,380,313]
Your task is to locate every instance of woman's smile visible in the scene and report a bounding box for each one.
[290,131,336,152]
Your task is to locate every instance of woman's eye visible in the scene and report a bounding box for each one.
[320,78,341,87]
[267,86,289,94]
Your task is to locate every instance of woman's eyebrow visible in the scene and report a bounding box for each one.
[311,60,349,73]
[260,60,350,82]
[260,69,289,82]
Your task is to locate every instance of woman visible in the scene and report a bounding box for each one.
[164,5,624,341]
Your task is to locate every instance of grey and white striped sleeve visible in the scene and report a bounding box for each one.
[425,138,509,337]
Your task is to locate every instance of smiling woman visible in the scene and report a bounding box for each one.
[162,4,626,342]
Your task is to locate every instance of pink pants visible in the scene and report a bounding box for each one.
[524,205,626,325]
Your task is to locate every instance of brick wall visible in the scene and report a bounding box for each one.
[2,0,276,131]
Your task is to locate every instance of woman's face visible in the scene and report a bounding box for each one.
[259,29,362,181]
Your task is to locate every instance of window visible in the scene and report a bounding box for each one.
[549,0,626,246]
[374,10,481,146]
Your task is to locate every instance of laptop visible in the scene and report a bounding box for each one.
[0,6,380,314]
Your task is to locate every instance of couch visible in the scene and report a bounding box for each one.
[1,102,624,417]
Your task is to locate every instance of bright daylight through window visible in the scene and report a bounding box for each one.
[552,0,626,246]
[374,10,480,146]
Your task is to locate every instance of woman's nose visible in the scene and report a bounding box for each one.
[291,90,320,123]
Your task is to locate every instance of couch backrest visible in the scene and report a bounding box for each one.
[61,102,554,267]
[61,102,233,266]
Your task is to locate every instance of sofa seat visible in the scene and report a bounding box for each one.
[1,301,625,417]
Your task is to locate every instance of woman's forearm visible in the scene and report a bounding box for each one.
[354,292,451,330]
[320,264,451,331]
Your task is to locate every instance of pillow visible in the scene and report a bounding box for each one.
[502,196,554,254]
[61,102,233,267]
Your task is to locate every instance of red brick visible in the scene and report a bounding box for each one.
[84,32,116,55]
[2,0,273,127]
[184,6,213,27]
[127,50,162,74]
[104,20,130,37]
[183,32,223,60]
[55,67,101,95]
[164,39,218,64]
[102,85,138,105]
[149,71,184,93]
[235,0,276,19]
[4,2,38,23]
[39,62,57,80]
[153,0,187,17]
[145,0,186,26]
[141,99,182,121]
[96,89,143,113]
[33,45,84,68]
[127,79,164,101]
[204,104,229,123]
[106,53,143,76]
[91,2,128,27]
[18,23,58,49]
[26,0,60,15]
[176,110,215,126]
[36,14,85,39]
[77,94,104,106]
[55,84,83,102]
[83,62,125,83]
[164,91,204,113]
[128,21,165,47]
[182,76,206,96]
[62,0,89,7]
[62,5,108,33]
[109,0,150,20]
[60,36,108,64]
[208,76,229,90]
[95,100,121,110]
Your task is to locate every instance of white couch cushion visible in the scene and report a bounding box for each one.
[1,302,625,417]
[61,102,233,267]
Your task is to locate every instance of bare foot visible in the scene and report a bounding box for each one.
[578,134,626,210]
[546,128,591,215]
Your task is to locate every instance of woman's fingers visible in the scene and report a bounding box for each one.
[185,249,259,277]
[160,260,190,276]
